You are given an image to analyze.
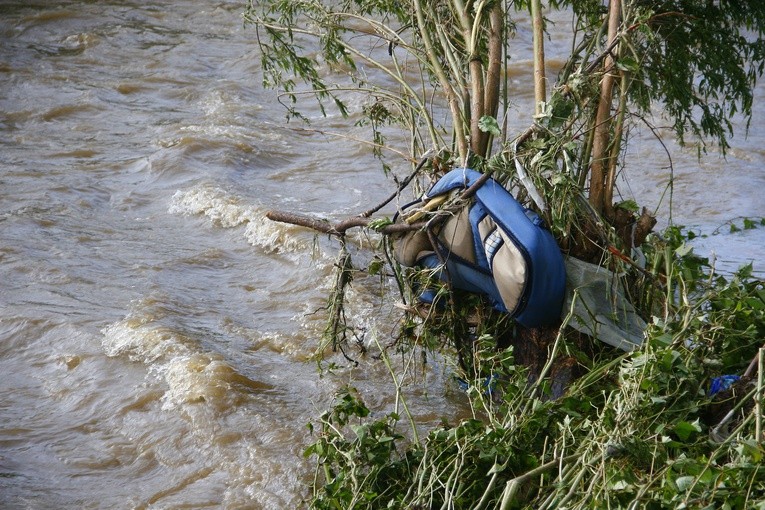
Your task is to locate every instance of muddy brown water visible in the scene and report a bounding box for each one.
[1,2,763,509]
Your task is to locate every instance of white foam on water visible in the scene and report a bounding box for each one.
[102,319,195,365]
[101,307,272,412]
[99,305,312,509]
[168,183,307,254]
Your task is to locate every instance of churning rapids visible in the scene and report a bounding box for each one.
[1,1,763,509]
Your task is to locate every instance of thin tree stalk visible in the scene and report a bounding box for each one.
[603,49,629,219]
[413,0,468,162]
[531,0,546,115]
[479,3,504,157]
[467,3,486,156]
[450,0,472,34]
[588,0,621,216]
[373,334,421,445]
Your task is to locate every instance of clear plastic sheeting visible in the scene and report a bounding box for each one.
[562,257,647,351]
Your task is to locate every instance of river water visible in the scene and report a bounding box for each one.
[0,2,762,509]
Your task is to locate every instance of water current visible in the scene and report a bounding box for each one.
[1,2,763,509]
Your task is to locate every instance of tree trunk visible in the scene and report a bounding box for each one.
[588,0,621,218]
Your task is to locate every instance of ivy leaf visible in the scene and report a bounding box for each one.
[478,115,501,136]
[673,420,702,442]
[675,475,696,491]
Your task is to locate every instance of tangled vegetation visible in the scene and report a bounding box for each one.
[305,229,765,509]
[243,0,765,507]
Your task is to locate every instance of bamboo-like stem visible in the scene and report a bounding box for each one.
[469,60,485,155]
[578,112,597,187]
[451,0,471,34]
[467,3,486,156]
[413,0,469,161]
[588,0,621,216]
[711,387,758,442]
[531,0,546,115]
[479,3,504,157]
[435,27,468,94]
[603,49,629,219]
[471,457,505,510]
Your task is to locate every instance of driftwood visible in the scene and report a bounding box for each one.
[264,210,426,236]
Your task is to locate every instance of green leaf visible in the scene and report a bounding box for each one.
[610,479,632,491]
[673,420,702,442]
[487,462,506,475]
[368,256,385,275]
[478,115,501,136]
[368,217,393,232]
[653,333,673,347]
[675,243,694,257]
[616,199,640,213]
[616,56,640,72]
[675,475,696,491]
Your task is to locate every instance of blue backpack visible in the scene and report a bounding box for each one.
[393,168,566,328]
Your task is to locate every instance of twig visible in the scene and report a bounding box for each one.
[360,154,432,218]
[743,343,765,377]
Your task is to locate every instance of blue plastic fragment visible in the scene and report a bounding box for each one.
[418,288,445,309]
[709,375,740,396]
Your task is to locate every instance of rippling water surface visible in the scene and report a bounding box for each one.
[1,2,763,509]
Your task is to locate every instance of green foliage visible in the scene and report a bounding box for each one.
[304,227,765,509]
[629,1,765,150]
[304,388,410,509]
